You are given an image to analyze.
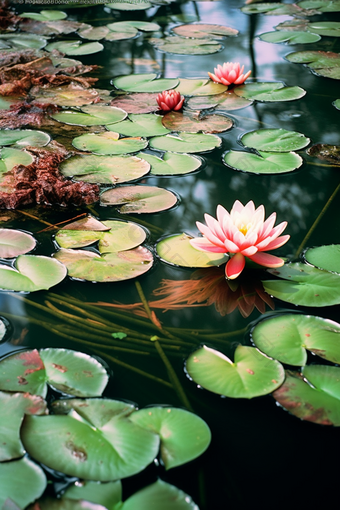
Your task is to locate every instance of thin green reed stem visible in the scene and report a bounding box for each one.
[294,181,340,258]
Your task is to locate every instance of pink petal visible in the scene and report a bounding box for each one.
[259,234,290,252]
[190,237,227,253]
[225,253,245,279]
[230,200,245,214]
[174,98,185,110]
[241,246,258,257]
[204,213,225,241]
[196,221,225,248]
[224,238,240,252]
[160,102,171,111]
[248,252,285,268]
[216,204,229,223]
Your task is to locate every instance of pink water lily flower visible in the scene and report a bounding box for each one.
[190,200,290,280]
[208,62,251,86]
[156,89,185,111]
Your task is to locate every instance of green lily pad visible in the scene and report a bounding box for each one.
[45,40,104,55]
[130,407,211,469]
[333,98,340,109]
[156,233,227,268]
[31,84,100,107]
[20,10,67,20]
[307,21,340,36]
[149,132,222,153]
[285,50,340,70]
[175,78,228,96]
[171,23,238,39]
[234,82,306,102]
[0,457,47,509]
[263,262,340,306]
[149,36,222,55]
[100,185,178,213]
[242,2,317,15]
[72,132,148,155]
[240,128,310,152]
[223,150,303,174]
[161,111,233,134]
[110,93,160,114]
[259,30,321,44]
[0,348,109,398]
[65,480,122,508]
[0,33,47,50]
[21,398,160,481]
[105,22,138,41]
[107,1,152,10]
[0,148,34,173]
[273,365,340,425]
[251,314,340,365]
[0,391,47,461]
[55,219,147,252]
[112,73,179,93]
[138,151,202,175]
[60,154,150,184]
[107,113,171,137]
[186,90,253,112]
[304,244,340,273]
[54,246,154,282]
[0,129,50,148]
[78,25,111,40]
[186,344,284,399]
[0,255,66,292]
[0,229,36,258]
[313,67,340,79]
[298,0,340,11]
[51,105,127,126]
[120,21,160,32]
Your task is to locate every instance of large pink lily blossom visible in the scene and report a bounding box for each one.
[190,200,290,280]
[208,62,251,86]
[156,89,185,111]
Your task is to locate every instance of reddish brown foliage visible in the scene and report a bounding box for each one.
[0,101,60,128]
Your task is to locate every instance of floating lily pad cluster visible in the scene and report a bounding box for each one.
[242,0,340,16]
[259,20,340,44]
[285,50,340,79]
[0,345,209,509]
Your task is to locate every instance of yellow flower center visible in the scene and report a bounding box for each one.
[238,222,252,235]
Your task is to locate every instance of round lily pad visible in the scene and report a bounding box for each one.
[138,151,202,175]
[240,128,310,152]
[107,113,171,137]
[0,348,109,398]
[31,85,100,107]
[0,457,47,509]
[175,78,228,96]
[78,25,111,40]
[105,22,138,41]
[251,314,340,365]
[223,150,303,174]
[51,105,127,126]
[273,365,340,425]
[111,73,179,93]
[72,132,148,155]
[149,36,222,55]
[0,148,34,173]
[149,132,222,153]
[298,0,340,11]
[307,21,340,36]
[0,229,36,258]
[100,185,178,213]
[20,10,67,21]
[0,129,50,148]
[107,1,152,10]
[171,23,238,39]
[186,90,253,112]
[130,407,211,469]
[60,154,150,184]
[186,344,284,399]
[234,82,306,102]
[0,255,67,292]
[45,40,104,55]
[54,246,154,282]
[110,93,160,114]
[0,33,47,50]
[263,262,340,306]
[64,480,122,508]
[259,30,321,44]
[161,111,233,134]
[303,244,340,273]
[21,400,160,481]
[156,233,227,268]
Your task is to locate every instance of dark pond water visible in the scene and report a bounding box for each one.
[1,0,340,508]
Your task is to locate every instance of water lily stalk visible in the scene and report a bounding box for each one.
[294,181,340,258]
[17,209,55,227]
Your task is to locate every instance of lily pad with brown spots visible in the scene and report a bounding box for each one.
[110,93,160,114]
[149,36,222,55]
[162,111,233,133]
[171,23,238,39]
[186,90,253,111]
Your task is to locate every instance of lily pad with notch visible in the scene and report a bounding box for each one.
[156,233,228,268]
[45,40,104,56]
[303,244,340,273]
[107,1,153,10]
[51,105,127,126]
[0,348,109,397]
[0,255,66,292]
[223,150,303,174]
[20,9,67,20]
[149,35,223,55]
[110,93,160,114]
[234,82,306,102]
[60,153,150,184]
[240,128,310,152]
[100,185,178,213]
[185,344,284,399]
[171,23,238,39]
[72,132,148,155]
[0,129,50,148]
[138,151,202,175]
[285,50,340,78]
[175,78,228,96]
[54,246,154,282]
[111,73,179,93]
[161,111,233,134]
[106,113,171,137]
[186,90,253,111]
[149,132,222,153]
[259,30,321,44]
[0,229,36,258]
[0,33,47,50]
[0,148,34,173]
[104,22,138,41]
[307,21,340,36]
[263,262,340,306]
[251,313,340,365]
[273,365,340,426]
